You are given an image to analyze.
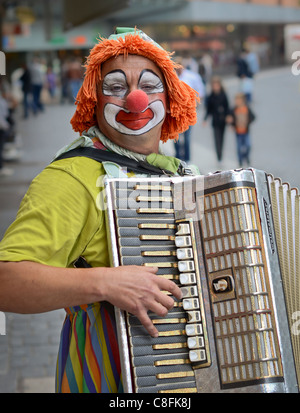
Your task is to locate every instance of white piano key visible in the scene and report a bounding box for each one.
[189,349,207,363]
[187,311,202,323]
[187,336,204,349]
[176,248,193,260]
[179,272,196,285]
[181,286,198,299]
[178,260,195,272]
[182,298,200,311]
[185,324,203,337]
[175,236,192,247]
[176,223,190,235]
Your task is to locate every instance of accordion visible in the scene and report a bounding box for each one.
[104,168,300,393]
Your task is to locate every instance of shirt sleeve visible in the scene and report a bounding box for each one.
[0,164,102,268]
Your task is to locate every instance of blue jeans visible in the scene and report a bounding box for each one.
[174,127,192,162]
[69,79,82,102]
[236,133,251,166]
[32,84,44,113]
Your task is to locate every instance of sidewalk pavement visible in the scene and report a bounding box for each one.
[0,103,75,393]
[0,66,299,393]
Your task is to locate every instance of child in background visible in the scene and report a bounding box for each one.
[227,93,255,166]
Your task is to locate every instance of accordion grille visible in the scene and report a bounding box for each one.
[268,176,300,387]
[201,185,283,387]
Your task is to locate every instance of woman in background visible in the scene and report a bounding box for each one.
[203,76,229,165]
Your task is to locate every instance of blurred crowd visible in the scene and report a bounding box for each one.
[175,46,259,168]
[0,46,260,177]
[0,56,84,177]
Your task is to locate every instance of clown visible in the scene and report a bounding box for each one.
[0,28,200,393]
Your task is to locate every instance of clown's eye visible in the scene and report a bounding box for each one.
[139,83,162,94]
[102,71,128,98]
[138,71,164,94]
[103,83,127,97]
[103,84,127,97]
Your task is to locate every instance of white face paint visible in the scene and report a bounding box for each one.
[101,69,166,136]
[96,54,169,154]
[102,70,128,98]
[102,69,164,98]
[103,100,166,136]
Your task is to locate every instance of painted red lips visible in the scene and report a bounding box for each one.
[116,108,154,130]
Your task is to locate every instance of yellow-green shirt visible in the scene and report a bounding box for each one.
[0,157,109,267]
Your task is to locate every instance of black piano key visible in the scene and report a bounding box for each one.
[119,246,176,257]
[130,333,187,347]
[116,199,174,210]
[117,227,176,237]
[156,268,179,276]
[118,238,176,247]
[115,189,172,198]
[115,188,172,197]
[120,246,175,258]
[129,322,187,337]
[135,370,196,388]
[121,256,178,265]
[136,380,197,393]
[116,218,176,227]
[131,351,190,367]
[116,209,174,219]
[134,362,193,380]
[129,343,189,357]
[114,181,172,190]
[128,310,187,326]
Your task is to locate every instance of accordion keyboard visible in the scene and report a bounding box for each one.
[111,180,210,393]
[105,171,300,393]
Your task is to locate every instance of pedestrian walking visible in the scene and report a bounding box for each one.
[226,93,255,166]
[236,49,253,104]
[67,58,84,102]
[0,92,13,177]
[30,57,45,114]
[245,46,260,78]
[203,76,229,164]
[46,67,57,100]
[174,58,205,162]
[20,64,33,118]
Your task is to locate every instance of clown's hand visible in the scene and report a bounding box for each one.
[99,265,182,337]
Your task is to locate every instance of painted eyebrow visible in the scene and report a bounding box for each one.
[104,69,126,78]
[138,69,163,84]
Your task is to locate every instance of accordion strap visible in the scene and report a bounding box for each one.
[53,147,174,176]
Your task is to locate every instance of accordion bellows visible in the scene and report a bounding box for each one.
[104,168,300,393]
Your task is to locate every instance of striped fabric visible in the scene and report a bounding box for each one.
[55,302,123,393]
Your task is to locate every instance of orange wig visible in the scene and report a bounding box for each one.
[70,30,200,143]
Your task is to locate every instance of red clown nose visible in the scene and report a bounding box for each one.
[126,89,149,113]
